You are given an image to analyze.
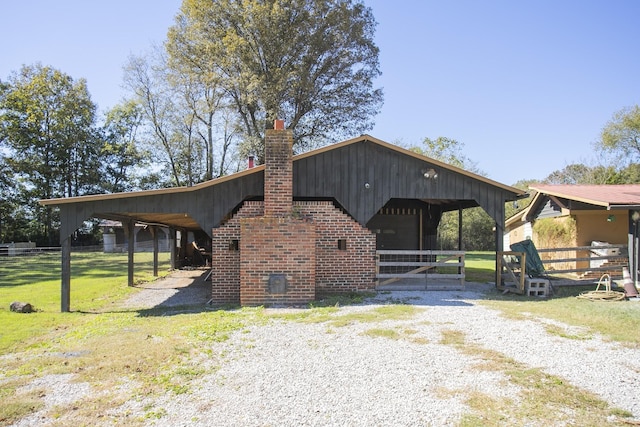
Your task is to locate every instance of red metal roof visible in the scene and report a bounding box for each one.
[529,184,640,208]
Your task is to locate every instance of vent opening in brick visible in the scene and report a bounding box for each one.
[229,239,239,251]
[338,239,347,250]
[268,274,287,293]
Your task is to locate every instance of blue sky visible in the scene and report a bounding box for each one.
[2,1,639,185]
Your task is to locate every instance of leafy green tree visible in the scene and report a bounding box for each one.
[598,105,640,163]
[543,164,603,184]
[101,100,148,192]
[542,163,640,185]
[616,163,640,184]
[0,64,100,244]
[124,52,186,187]
[166,0,383,160]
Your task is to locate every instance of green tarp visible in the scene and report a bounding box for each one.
[510,240,546,277]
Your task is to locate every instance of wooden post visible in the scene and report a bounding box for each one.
[495,221,501,289]
[125,219,134,286]
[170,228,177,270]
[457,206,463,250]
[151,225,159,277]
[629,212,639,288]
[61,236,71,312]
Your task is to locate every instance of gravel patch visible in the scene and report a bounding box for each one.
[12,374,93,427]
[9,280,640,426]
[118,283,639,425]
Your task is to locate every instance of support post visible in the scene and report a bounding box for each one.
[61,236,71,312]
[170,228,177,270]
[629,212,639,287]
[457,206,463,250]
[151,225,159,277]
[125,219,135,286]
[495,222,502,288]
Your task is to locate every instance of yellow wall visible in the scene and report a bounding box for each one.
[574,210,628,246]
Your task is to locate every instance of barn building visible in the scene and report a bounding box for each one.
[41,121,525,311]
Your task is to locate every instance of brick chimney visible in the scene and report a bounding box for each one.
[264,119,293,217]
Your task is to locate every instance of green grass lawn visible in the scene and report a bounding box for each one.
[464,252,640,346]
[0,251,172,353]
[2,250,636,351]
[463,251,496,283]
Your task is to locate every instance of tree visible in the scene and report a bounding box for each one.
[598,105,640,164]
[410,136,495,249]
[543,164,603,185]
[410,136,483,174]
[124,52,188,187]
[166,0,383,160]
[100,100,148,192]
[123,48,237,186]
[0,64,100,244]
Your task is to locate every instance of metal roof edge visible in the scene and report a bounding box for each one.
[39,165,265,206]
[528,185,611,209]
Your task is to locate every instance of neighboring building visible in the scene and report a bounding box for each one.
[99,220,171,253]
[0,242,36,256]
[41,124,525,311]
[505,184,640,280]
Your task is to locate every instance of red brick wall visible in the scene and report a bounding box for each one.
[264,128,293,217]
[299,201,377,294]
[209,201,376,305]
[210,202,263,304]
[239,216,316,306]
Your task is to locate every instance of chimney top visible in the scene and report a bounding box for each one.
[273,119,285,130]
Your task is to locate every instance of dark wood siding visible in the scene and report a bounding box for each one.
[293,139,514,226]
[53,137,521,244]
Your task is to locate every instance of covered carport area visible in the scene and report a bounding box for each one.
[40,168,264,312]
[41,134,526,311]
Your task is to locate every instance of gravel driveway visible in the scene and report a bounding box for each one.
[12,276,640,426]
[120,279,640,426]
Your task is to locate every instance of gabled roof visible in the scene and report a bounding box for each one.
[40,134,526,240]
[529,184,640,209]
[507,184,640,227]
[41,134,522,205]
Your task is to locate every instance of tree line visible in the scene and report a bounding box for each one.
[0,0,382,246]
[1,0,639,249]
[411,110,640,250]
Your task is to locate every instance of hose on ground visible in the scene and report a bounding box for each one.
[576,273,626,302]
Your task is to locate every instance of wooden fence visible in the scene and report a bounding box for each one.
[535,244,627,278]
[498,243,628,292]
[376,250,465,289]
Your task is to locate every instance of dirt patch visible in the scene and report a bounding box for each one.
[119,268,211,309]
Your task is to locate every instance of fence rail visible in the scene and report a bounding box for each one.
[498,243,629,291]
[0,246,62,256]
[376,250,465,289]
[0,242,172,258]
[535,244,627,275]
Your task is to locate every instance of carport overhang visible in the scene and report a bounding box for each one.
[40,135,526,312]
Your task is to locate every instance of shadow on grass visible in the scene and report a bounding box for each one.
[94,266,610,317]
